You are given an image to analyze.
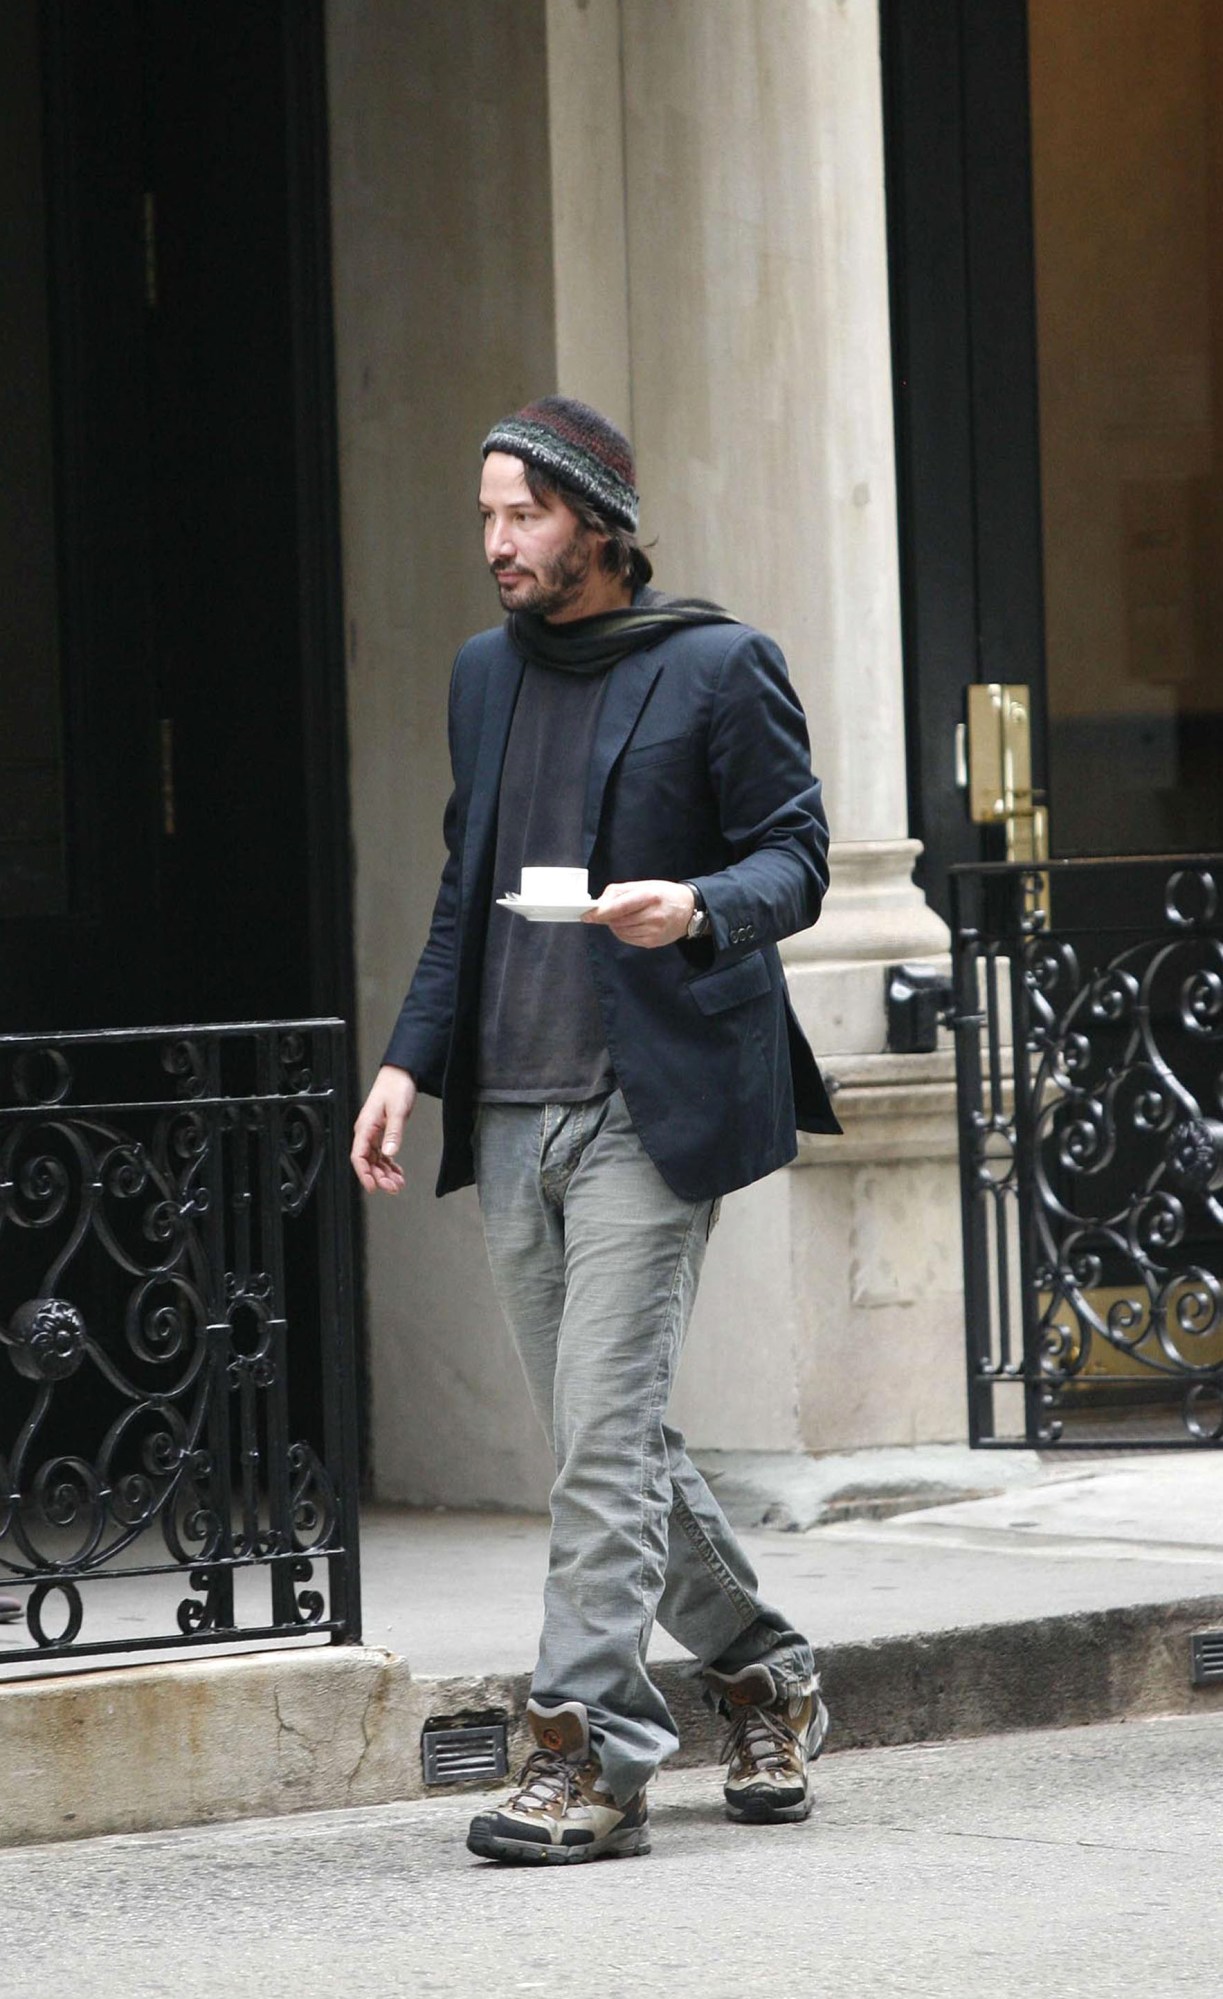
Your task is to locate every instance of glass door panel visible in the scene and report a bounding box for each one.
[1029,0,1223,855]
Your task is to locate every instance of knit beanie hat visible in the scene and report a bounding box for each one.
[481,396,639,533]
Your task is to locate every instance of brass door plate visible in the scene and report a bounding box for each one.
[966,682,1033,826]
[964,682,1050,921]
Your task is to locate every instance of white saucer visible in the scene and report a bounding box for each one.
[496,894,597,924]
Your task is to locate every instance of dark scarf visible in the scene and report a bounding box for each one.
[508,586,737,676]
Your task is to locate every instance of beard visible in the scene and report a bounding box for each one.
[492,529,595,617]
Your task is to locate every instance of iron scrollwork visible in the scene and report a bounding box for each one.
[0,1020,359,1667]
[953,860,1223,1448]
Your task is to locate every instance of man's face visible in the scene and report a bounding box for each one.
[479,452,596,616]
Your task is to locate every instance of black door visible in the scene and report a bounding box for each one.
[0,0,351,1034]
[0,1,361,1480]
[881,0,1223,914]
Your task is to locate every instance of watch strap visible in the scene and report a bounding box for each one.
[683,882,709,939]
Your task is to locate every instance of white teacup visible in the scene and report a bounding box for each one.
[520,866,590,904]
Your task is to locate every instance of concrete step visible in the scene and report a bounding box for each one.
[4,1589,1222,1849]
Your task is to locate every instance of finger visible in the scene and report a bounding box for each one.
[588,889,654,923]
[383,1114,404,1158]
[352,1106,382,1151]
[610,924,659,947]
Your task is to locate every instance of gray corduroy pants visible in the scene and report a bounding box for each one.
[474,1088,814,1805]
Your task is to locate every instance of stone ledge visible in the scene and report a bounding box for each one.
[693,1444,1044,1530]
[0,1645,400,1849]
[797,1049,959,1166]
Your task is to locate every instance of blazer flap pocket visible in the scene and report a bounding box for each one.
[687,950,771,1016]
[620,731,695,770]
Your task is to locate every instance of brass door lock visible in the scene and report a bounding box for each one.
[958,683,1050,921]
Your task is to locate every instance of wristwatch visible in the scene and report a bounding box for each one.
[683,883,709,940]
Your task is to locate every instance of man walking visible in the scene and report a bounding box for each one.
[351,397,841,1865]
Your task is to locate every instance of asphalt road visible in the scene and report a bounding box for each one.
[4,1710,1218,1998]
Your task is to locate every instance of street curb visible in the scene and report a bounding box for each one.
[3,1596,1222,1847]
[813,1595,1223,1750]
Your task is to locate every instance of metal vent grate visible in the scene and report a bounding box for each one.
[1190,1632,1223,1686]
[421,1715,509,1787]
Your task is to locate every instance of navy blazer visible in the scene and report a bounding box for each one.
[383,617,841,1201]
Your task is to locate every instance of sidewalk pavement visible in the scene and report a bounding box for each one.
[360,1445,1223,1678]
[2,1444,1222,1847]
[358,1442,1223,1764]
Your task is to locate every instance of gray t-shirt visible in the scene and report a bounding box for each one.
[476,661,615,1103]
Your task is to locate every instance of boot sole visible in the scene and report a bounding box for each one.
[466,1824,651,1865]
[725,1791,813,1824]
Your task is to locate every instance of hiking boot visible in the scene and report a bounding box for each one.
[466,1699,651,1865]
[707,1661,829,1823]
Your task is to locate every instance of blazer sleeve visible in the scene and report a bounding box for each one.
[684,628,830,960]
[380,670,463,1093]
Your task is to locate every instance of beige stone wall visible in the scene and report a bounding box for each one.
[328,0,559,1506]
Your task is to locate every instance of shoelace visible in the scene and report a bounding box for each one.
[719,1703,798,1776]
[507,1749,580,1816]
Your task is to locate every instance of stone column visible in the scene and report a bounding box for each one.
[545,0,632,431]
[608,0,963,1457]
[618,0,948,1061]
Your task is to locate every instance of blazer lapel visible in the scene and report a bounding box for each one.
[582,649,666,858]
[461,648,525,907]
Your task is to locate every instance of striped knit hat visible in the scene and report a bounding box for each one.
[481,396,639,533]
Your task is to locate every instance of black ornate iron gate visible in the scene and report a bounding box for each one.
[952,858,1223,1448]
[0,1020,361,1665]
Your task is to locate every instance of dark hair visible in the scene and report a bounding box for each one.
[523,462,654,589]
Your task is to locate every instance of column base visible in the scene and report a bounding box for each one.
[783,838,951,1058]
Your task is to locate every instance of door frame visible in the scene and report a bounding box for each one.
[280,0,356,1033]
[262,0,369,1474]
[880,0,1049,922]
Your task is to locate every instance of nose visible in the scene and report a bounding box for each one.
[486,515,515,562]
